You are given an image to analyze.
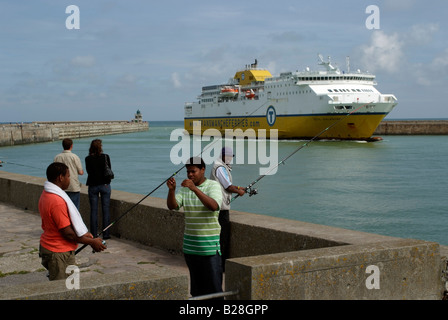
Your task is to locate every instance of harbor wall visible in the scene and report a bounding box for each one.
[0,170,446,300]
[374,120,448,135]
[0,121,149,147]
[1,119,447,148]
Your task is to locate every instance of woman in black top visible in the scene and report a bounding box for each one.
[85,139,112,239]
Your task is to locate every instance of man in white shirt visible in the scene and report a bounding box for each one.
[210,147,245,271]
[54,138,84,209]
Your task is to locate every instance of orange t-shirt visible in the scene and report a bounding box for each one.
[39,191,78,252]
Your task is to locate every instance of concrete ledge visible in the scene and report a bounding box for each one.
[1,170,446,299]
[0,170,401,257]
[229,211,400,258]
[1,269,189,300]
[226,239,443,300]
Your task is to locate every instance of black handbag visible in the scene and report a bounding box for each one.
[104,154,114,179]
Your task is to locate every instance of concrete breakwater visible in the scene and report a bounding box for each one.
[1,119,446,148]
[0,121,149,147]
[374,120,448,135]
[0,170,446,300]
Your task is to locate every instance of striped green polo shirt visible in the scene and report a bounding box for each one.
[175,178,223,256]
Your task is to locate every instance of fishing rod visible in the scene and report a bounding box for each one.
[75,99,271,255]
[231,102,373,202]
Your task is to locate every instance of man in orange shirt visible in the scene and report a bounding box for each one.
[39,162,106,281]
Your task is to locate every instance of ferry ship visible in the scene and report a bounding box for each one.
[184,55,397,140]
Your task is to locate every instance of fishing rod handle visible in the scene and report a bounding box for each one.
[75,244,87,255]
[75,239,107,255]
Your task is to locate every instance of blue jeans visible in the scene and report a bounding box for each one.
[88,184,111,238]
[66,191,80,210]
[184,252,223,298]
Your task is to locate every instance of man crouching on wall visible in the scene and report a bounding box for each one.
[39,162,106,280]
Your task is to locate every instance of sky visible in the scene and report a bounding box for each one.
[1,0,447,122]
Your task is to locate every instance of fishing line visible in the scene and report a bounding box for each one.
[76,99,271,255]
[0,160,45,170]
[231,102,374,202]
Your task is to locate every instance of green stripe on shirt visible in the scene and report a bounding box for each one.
[175,179,223,256]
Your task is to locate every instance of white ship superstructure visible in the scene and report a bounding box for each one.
[184,55,397,140]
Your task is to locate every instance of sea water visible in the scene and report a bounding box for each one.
[1,121,447,245]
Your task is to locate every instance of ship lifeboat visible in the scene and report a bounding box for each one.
[220,86,239,97]
[245,89,255,99]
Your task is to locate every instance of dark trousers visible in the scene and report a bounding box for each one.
[88,184,111,238]
[184,252,223,298]
[219,210,230,271]
[66,191,80,210]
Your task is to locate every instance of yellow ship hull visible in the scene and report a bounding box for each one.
[184,57,397,141]
[184,113,387,140]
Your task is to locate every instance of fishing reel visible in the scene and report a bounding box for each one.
[230,185,258,203]
[92,239,107,254]
[245,186,258,197]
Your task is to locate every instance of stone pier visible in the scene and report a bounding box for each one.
[0,170,446,300]
[0,121,149,147]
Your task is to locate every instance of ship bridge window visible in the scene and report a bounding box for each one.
[328,89,333,92]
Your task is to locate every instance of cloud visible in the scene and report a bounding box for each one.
[2,1,447,121]
[269,31,305,43]
[415,48,448,86]
[70,55,96,68]
[431,49,448,69]
[171,72,182,88]
[358,24,442,76]
[383,0,417,11]
[405,23,439,45]
[359,31,404,73]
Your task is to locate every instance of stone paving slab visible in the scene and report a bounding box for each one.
[0,203,189,292]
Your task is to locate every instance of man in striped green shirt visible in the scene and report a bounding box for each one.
[167,157,223,298]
